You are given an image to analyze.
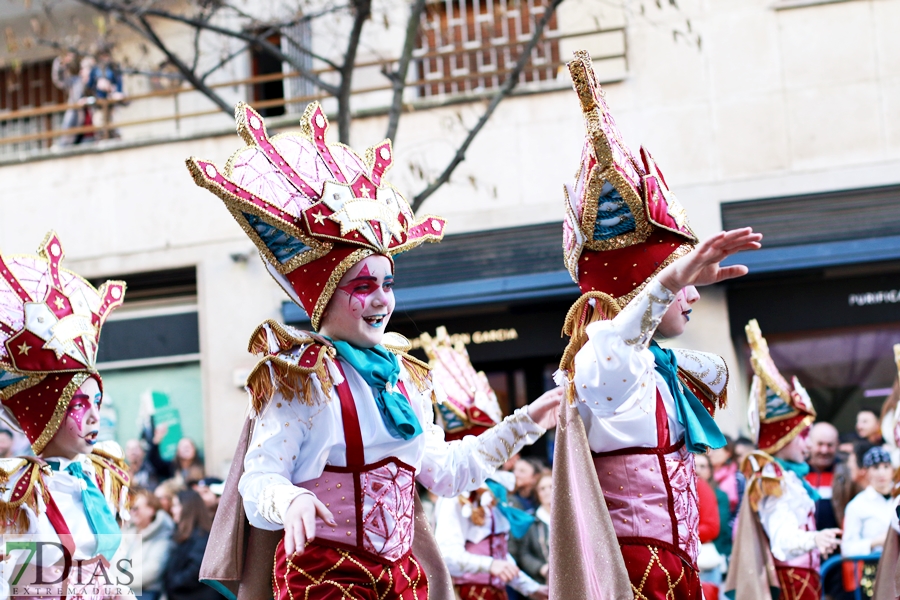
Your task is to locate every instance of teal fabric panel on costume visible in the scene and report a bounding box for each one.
[243,212,309,264]
[593,182,636,241]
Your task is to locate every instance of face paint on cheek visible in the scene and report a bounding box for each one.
[337,265,379,314]
[67,396,92,432]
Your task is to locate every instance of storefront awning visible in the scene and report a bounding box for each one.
[722,234,900,274]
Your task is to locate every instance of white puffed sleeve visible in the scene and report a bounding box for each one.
[757,473,818,561]
[417,404,545,498]
[238,392,316,530]
[433,497,494,575]
[572,279,676,417]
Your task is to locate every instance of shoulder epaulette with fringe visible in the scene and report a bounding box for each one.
[740,451,784,511]
[0,457,49,533]
[673,348,729,416]
[383,332,432,394]
[244,321,433,413]
[89,441,131,521]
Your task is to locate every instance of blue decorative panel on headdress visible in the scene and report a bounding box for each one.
[764,388,793,419]
[437,403,465,431]
[593,182,636,241]
[0,370,26,390]
[243,212,310,264]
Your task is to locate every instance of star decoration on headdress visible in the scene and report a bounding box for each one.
[53,297,66,311]
[17,342,31,356]
[312,211,326,225]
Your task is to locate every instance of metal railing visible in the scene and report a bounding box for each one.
[0,27,625,161]
[819,552,882,600]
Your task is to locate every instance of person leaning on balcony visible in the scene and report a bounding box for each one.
[186,102,562,600]
[86,45,125,140]
[51,51,87,147]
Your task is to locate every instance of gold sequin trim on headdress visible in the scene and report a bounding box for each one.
[32,372,91,455]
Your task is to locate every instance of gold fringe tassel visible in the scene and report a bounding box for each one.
[559,292,622,373]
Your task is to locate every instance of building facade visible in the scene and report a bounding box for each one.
[0,0,898,473]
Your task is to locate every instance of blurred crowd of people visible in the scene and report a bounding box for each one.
[51,46,125,148]
[115,427,225,600]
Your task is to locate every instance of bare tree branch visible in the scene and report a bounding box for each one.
[72,0,340,95]
[411,0,565,211]
[336,0,372,144]
[134,14,232,114]
[383,0,426,143]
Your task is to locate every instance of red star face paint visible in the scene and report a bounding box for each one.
[320,255,396,348]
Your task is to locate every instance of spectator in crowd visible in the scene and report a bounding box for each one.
[86,45,125,140]
[154,479,181,516]
[841,447,894,557]
[695,453,725,599]
[696,452,733,564]
[125,438,160,491]
[710,436,740,513]
[516,472,552,585]
[164,489,224,600]
[148,428,206,486]
[0,428,13,458]
[120,486,174,600]
[833,440,874,527]
[191,477,223,519]
[511,457,544,513]
[807,421,840,530]
[733,436,755,466]
[856,409,884,445]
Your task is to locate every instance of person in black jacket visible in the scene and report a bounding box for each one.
[164,489,224,600]
[516,472,552,585]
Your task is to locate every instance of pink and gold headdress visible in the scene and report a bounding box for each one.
[187,102,446,330]
[563,50,698,308]
[0,232,125,453]
[746,319,816,455]
[420,327,502,441]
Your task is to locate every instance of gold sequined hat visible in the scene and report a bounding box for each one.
[187,102,446,330]
[0,232,125,454]
[420,326,502,441]
[563,50,698,308]
[746,319,816,454]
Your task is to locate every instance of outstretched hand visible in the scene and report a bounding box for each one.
[658,228,762,292]
[527,387,564,430]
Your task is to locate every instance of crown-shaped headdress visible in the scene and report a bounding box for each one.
[187,102,446,330]
[420,326,502,441]
[745,319,816,454]
[0,232,125,453]
[563,50,698,307]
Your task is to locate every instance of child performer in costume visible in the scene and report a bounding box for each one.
[725,320,842,600]
[186,104,561,600]
[551,50,762,600]
[0,232,131,599]
[422,327,548,600]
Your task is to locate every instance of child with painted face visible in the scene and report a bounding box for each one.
[724,320,841,600]
[187,103,561,600]
[551,51,761,599]
[0,233,131,598]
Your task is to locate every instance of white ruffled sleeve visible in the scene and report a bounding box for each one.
[238,391,316,530]
[757,474,818,561]
[417,394,545,498]
[571,279,676,418]
[433,497,494,575]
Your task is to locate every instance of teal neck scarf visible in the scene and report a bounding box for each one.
[485,479,535,539]
[774,457,820,501]
[649,341,726,454]
[48,459,122,560]
[330,340,423,440]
